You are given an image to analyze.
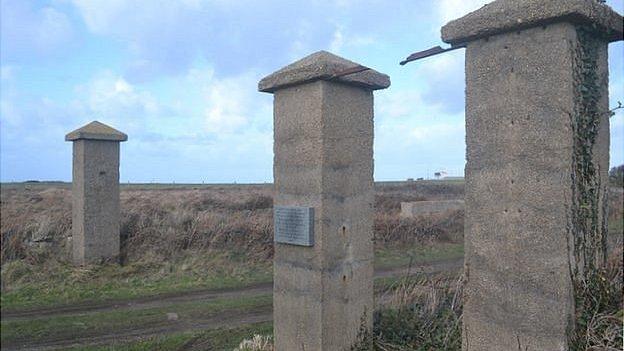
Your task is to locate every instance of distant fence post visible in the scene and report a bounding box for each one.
[441,1,622,349]
[66,121,127,265]
[259,51,389,350]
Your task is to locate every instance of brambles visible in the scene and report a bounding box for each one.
[608,165,623,187]
[1,184,466,268]
[235,334,274,351]
[570,250,623,350]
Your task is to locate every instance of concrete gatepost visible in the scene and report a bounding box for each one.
[441,1,623,349]
[259,51,390,350]
[66,121,127,265]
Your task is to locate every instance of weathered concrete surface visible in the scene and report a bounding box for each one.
[66,121,128,142]
[258,50,390,93]
[400,200,464,218]
[261,51,389,351]
[442,0,623,45]
[447,1,620,349]
[66,121,127,265]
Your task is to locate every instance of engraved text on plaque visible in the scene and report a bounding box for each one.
[274,206,314,246]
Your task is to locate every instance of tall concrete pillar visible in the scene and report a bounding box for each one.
[66,121,127,265]
[441,1,622,349]
[259,51,390,350]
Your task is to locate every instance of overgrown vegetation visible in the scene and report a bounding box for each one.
[368,273,463,350]
[571,250,623,351]
[568,24,622,350]
[235,334,274,351]
[608,165,623,187]
[1,183,465,310]
[244,272,464,351]
[569,24,607,287]
[2,179,621,349]
[242,258,623,351]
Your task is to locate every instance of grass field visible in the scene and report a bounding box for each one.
[1,241,466,311]
[1,180,621,350]
[65,322,275,351]
[1,251,273,310]
[1,180,465,309]
[2,295,272,345]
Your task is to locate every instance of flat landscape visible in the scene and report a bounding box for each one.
[1,180,621,350]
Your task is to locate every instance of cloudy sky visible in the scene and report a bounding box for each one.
[1,0,623,183]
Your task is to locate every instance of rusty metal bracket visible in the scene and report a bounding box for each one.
[329,65,371,79]
[400,44,466,65]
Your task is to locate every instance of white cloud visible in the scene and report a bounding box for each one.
[204,81,250,134]
[0,95,21,126]
[0,65,21,126]
[35,7,74,48]
[289,20,317,60]
[67,67,273,169]
[374,113,466,180]
[327,24,376,55]
[176,67,270,135]
[413,49,465,113]
[0,66,15,81]
[436,0,492,26]
[329,26,345,53]
[611,113,624,167]
[609,77,624,105]
[76,73,159,119]
[1,0,75,60]
[68,0,381,81]
[377,89,425,120]
[70,0,208,81]
[72,0,163,34]
[411,122,464,144]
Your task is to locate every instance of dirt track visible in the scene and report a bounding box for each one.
[1,258,462,351]
[1,283,274,322]
[5,307,273,351]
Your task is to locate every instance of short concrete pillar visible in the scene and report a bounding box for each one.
[441,1,622,349]
[259,51,390,350]
[66,121,127,265]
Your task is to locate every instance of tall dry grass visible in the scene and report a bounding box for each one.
[1,185,465,266]
[235,335,274,351]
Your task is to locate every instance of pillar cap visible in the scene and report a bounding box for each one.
[258,50,390,93]
[441,0,623,45]
[65,121,128,142]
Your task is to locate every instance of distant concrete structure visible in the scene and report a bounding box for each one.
[260,51,390,350]
[66,121,127,265]
[442,0,622,349]
[400,200,464,218]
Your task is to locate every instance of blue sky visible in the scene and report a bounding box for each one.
[1,0,623,183]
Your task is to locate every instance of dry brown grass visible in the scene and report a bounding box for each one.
[2,181,620,269]
[118,188,274,264]
[374,211,464,246]
[571,247,623,351]
[0,187,71,263]
[1,184,466,266]
[235,334,274,351]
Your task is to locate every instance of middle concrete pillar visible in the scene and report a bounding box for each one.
[259,51,390,350]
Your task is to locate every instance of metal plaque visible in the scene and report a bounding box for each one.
[274,206,314,246]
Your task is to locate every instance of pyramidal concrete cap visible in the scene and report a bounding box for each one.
[258,50,390,93]
[65,121,128,142]
[441,0,623,45]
